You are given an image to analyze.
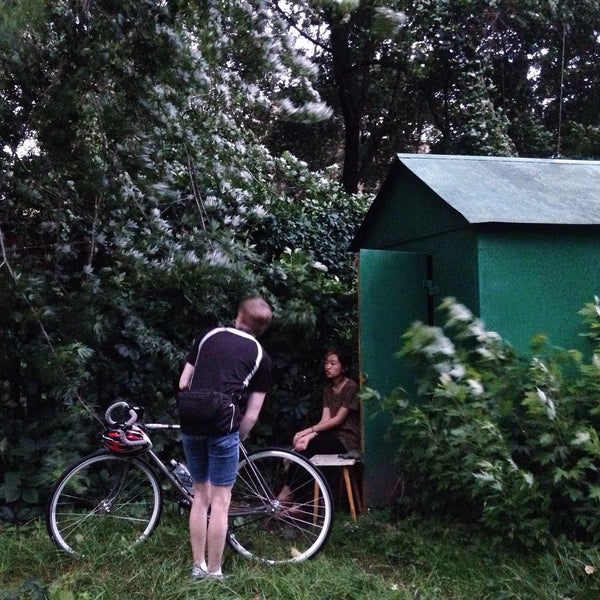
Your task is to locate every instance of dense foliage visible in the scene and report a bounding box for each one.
[375,297,600,546]
[0,1,366,522]
[2,0,599,528]
[271,0,600,192]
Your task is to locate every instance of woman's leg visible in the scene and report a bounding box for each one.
[282,432,347,505]
[302,431,347,457]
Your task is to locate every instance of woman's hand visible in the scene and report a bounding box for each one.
[293,435,311,452]
[293,429,311,445]
[292,429,313,452]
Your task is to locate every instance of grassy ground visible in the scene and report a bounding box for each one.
[2,508,600,599]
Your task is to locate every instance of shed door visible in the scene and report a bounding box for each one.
[359,249,429,506]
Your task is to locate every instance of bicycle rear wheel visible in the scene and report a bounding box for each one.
[46,451,163,556]
[227,448,333,563]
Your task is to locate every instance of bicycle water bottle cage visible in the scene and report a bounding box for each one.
[101,425,152,455]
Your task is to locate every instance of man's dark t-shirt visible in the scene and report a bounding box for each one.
[186,327,271,412]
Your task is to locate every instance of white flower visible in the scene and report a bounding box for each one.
[467,379,484,395]
[448,364,466,379]
[536,387,556,421]
[205,249,230,266]
[439,372,452,386]
[184,251,199,264]
[425,335,455,357]
[375,7,408,26]
[573,431,591,446]
[447,302,473,324]
[251,205,268,218]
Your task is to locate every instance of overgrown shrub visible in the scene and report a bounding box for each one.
[377,296,600,546]
[0,2,366,523]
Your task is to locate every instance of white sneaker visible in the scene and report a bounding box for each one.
[191,565,226,581]
[191,564,207,580]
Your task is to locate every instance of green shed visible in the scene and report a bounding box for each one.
[350,154,600,506]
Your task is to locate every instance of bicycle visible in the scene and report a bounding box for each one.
[45,401,334,564]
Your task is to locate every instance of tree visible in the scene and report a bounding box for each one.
[268,0,600,192]
[0,0,366,521]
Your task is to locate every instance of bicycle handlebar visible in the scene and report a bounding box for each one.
[105,401,140,428]
[105,402,183,433]
[103,402,154,449]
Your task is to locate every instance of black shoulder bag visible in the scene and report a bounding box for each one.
[177,328,262,436]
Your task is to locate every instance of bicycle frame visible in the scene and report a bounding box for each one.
[144,422,278,519]
[143,422,193,501]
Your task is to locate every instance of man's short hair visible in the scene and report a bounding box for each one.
[238,297,273,335]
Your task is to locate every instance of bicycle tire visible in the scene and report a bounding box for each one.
[227,447,333,563]
[46,450,163,556]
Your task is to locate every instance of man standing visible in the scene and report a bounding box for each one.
[178,297,273,581]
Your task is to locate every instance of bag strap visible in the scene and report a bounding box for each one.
[193,327,263,390]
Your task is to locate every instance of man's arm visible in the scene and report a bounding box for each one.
[179,362,195,390]
[238,391,266,441]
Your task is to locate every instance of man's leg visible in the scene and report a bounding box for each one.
[206,484,232,574]
[204,430,239,576]
[189,481,211,570]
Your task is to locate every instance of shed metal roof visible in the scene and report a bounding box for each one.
[397,154,600,225]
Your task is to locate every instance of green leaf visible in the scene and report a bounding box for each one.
[1,480,21,503]
[22,487,39,504]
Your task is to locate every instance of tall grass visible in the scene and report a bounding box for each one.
[2,509,600,599]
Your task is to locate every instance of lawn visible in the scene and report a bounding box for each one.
[2,508,600,599]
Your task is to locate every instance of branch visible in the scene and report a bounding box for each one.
[87,195,100,270]
[185,144,208,231]
[272,0,331,54]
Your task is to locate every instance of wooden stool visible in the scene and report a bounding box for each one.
[310,454,363,521]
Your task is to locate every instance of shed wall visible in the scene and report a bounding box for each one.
[477,226,600,353]
[393,228,481,323]
[355,164,468,250]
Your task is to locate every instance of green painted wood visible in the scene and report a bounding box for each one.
[478,226,600,353]
[392,228,481,324]
[397,155,600,225]
[350,161,467,251]
[359,249,429,506]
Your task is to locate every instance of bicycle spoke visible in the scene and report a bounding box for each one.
[46,452,162,555]
[228,448,333,563]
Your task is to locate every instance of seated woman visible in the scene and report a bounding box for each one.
[278,345,361,509]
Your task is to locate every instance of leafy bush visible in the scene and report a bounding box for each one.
[0,1,369,523]
[377,296,600,546]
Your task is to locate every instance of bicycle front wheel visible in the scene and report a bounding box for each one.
[46,451,163,556]
[227,448,333,563]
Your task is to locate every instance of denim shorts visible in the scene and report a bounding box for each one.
[181,431,240,487]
